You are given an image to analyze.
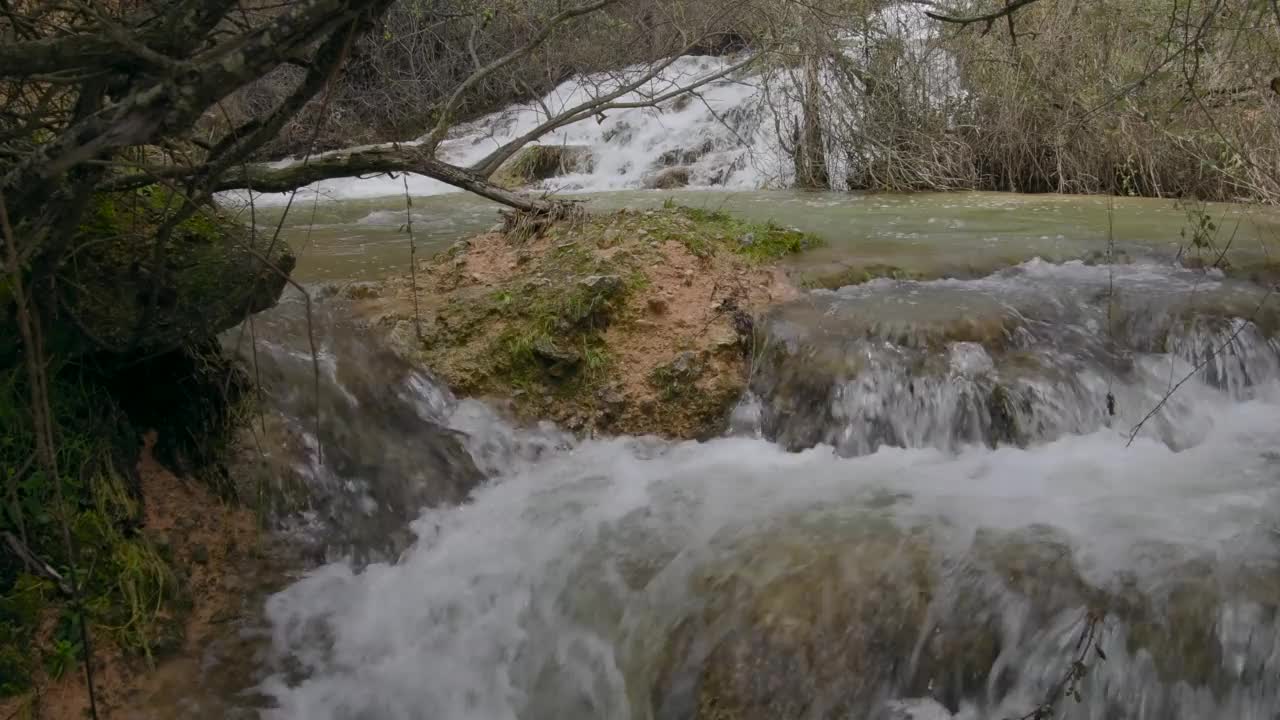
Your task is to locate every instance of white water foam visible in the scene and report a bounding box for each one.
[221,4,951,208]
[259,379,1280,719]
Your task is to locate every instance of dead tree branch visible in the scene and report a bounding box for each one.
[926,0,1047,34]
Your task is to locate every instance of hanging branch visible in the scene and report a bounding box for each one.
[1126,284,1276,446]
[1,192,100,719]
[926,0,1047,34]
[1007,610,1107,720]
[401,170,423,341]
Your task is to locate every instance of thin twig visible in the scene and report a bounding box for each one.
[2,530,72,596]
[1127,285,1276,446]
[0,191,99,719]
[401,169,422,340]
[1008,610,1107,720]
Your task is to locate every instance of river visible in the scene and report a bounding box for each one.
[180,187,1280,720]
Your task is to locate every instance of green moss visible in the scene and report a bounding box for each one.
[55,185,294,358]
[799,264,927,290]
[489,275,624,388]
[493,145,593,188]
[647,206,823,262]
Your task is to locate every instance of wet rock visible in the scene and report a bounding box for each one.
[343,282,382,300]
[654,523,937,720]
[653,516,1280,720]
[656,141,714,167]
[602,121,634,144]
[493,144,594,187]
[532,336,582,375]
[645,166,691,189]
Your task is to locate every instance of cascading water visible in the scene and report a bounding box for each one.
[751,258,1280,455]
[241,255,1280,720]
[228,5,948,208]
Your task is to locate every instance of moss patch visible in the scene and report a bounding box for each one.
[493,144,594,188]
[39,186,294,359]
[653,204,825,262]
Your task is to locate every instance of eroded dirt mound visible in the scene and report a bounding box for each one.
[355,206,817,439]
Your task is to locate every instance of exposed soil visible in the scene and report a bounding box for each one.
[353,206,814,439]
[0,433,267,719]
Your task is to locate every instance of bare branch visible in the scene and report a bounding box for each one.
[472,51,763,179]
[420,0,623,154]
[926,0,1046,34]
[213,145,553,213]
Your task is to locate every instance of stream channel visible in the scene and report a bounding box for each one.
[180,188,1280,720]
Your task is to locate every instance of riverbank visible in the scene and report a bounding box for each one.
[0,432,267,719]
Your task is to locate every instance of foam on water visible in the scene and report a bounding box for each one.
[220,5,950,209]
[258,386,1280,719]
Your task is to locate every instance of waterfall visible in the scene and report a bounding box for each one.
[228,4,954,207]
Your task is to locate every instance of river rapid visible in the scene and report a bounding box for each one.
[181,185,1280,720]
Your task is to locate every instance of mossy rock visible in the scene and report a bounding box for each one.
[652,519,1280,719]
[654,520,939,720]
[646,167,692,190]
[493,144,594,188]
[22,187,294,359]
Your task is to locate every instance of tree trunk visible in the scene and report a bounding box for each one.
[794,54,829,189]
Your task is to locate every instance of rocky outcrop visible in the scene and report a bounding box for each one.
[645,166,692,189]
[652,521,1280,719]
[5,187,294,362]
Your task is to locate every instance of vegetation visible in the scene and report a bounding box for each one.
[0,360,200,698]
[1,0,1277,712]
